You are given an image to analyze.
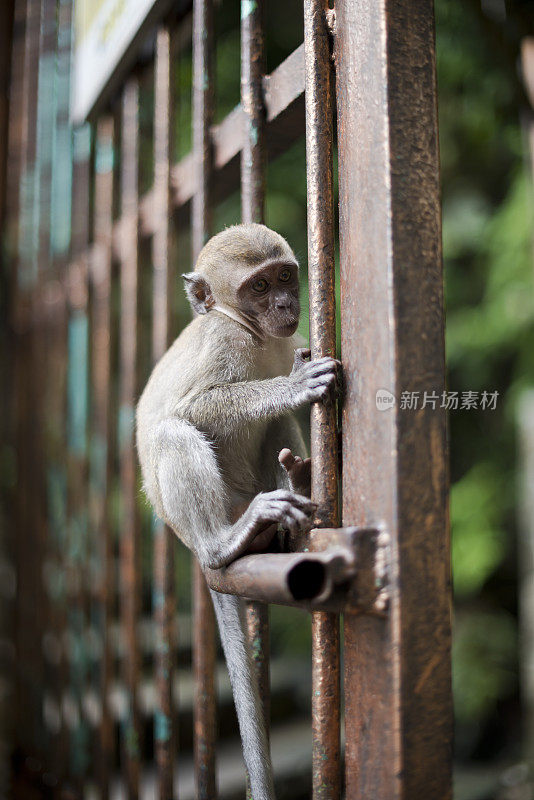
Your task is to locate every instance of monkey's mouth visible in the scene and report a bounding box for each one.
[273,319,299,337]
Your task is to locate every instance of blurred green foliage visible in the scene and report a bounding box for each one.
[437,0,533,758]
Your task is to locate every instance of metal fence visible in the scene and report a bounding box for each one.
[2,0,453,798]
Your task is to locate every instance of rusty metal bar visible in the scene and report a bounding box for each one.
[240,3,270,797]
[33,0,60,783]
[40,281,68,791]
[0,0,14,233]
[35,0,56,273]
[241,0,265,224]
[152,26,177,799]
[335,1,452,797]
[91,116,115,800]
[65,29,90,788]
[11,0,45,776]
[191,0,217,797]
[119,77,142,798]
[191,0,214,260]
[303,1,340,797]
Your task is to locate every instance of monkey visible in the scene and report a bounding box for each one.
[136,223,339,800]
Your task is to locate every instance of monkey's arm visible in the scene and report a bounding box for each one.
[181,349,338,432]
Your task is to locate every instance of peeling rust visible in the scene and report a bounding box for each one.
[335,0,452,796]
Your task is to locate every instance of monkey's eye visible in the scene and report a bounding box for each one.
[279,268,292,282]
[252,278,269,293]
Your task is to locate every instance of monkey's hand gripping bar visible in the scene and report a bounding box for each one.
[204,527,389,614]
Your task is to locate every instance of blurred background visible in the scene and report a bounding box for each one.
[1,0,534,797]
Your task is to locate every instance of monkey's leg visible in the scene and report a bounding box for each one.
[155,418,315,569]
[210,589,275,800]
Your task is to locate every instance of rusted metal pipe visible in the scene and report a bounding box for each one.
[205,548,355,609]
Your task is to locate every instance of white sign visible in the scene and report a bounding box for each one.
[72,0,169,124]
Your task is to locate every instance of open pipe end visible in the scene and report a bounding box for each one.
[286,560,326,601]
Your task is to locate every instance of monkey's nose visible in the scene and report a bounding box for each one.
[275,298,291,310]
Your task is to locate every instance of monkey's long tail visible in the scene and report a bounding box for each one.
[209,589,275,800]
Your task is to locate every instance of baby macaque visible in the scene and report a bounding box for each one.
[136,224,339,800]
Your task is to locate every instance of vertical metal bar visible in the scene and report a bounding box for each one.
[120,78,142,798]
[36,0,65,786]
[65,256,90,788]
[192,564,217,800]
[8,2,61,787]
[35,0,56,274]
[71,124,95,785]
[240,5,270,798]
[13,0,44,774]
[32,0,58,781]
[40,285,68,792]
[50,0,74,263]
[241,0,265,225]
[153,26,177,800]
[0,0,14,233]
[191,1,217,797]
[335,1,452,797]
[92,116,115,800]
[303,3,340,798]
[65,27,90,786]
[17,0,41,290]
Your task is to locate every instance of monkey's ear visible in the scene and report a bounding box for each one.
[182,272,215,315]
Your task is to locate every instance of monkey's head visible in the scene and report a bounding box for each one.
[183,224,300,339]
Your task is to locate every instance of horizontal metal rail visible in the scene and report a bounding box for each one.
[92,43,305,264]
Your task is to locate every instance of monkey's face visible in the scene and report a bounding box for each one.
[236,260,300,338]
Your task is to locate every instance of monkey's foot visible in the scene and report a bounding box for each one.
[278,448,311,498]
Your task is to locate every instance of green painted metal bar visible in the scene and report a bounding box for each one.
[66,282,91,788]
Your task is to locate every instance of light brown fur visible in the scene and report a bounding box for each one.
[136,224,339,800]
